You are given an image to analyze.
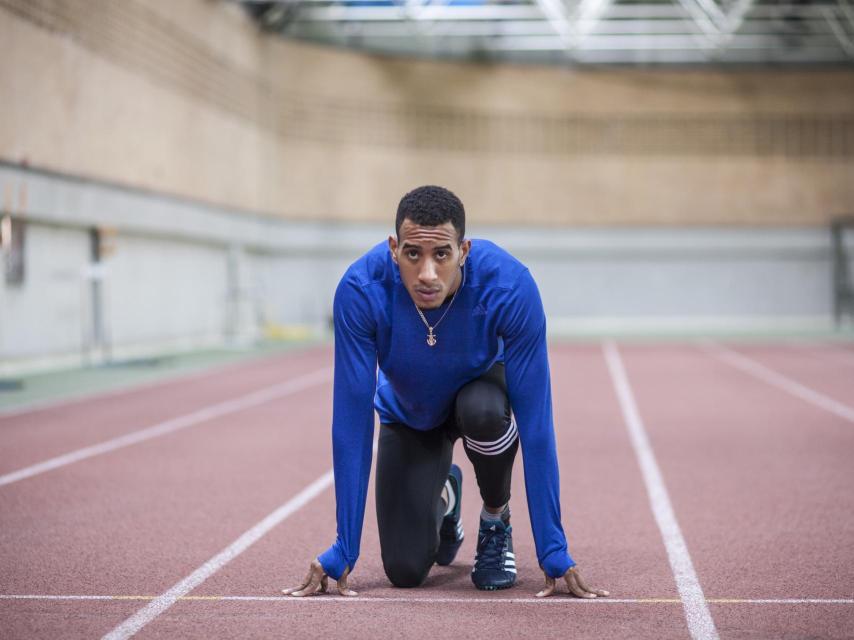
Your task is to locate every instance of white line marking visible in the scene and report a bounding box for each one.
[702,342,854,423]
[101,470,335,640]
[0,368,332,488]
[603,341,719,640]
[0,348,322,419]
[2,594,852,605]
[0,367,230,420]
[707,599,854,604]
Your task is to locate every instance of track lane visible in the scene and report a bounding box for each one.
[14,343,844,639]
[707,342,854,414]
[603,341,717,640]
[708,603,854,640]
[618,344,854,639]
[0,347,331,475]
[139,599,687,640]
[0,368,331,488]
[793,342,854,369]
[140,344,689,640]
[0,380,334,638]
[0,600,144,640]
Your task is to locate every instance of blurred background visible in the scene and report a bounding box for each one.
[1,0,853,380]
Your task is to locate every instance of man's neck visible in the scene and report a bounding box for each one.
[444,266,464,302]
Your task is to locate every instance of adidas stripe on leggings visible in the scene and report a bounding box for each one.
[375,362,519,588]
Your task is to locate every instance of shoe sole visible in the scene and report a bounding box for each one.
[473,582,516,591]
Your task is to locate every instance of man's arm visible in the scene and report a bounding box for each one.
[288,273,377,592]
[500,269,574,579]
[501,269,607,598]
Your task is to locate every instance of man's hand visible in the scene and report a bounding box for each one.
[535,566,609,599]
[281,558,358,597]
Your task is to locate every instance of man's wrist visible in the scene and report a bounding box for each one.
[540,550,575,578]
[317,543,348,580]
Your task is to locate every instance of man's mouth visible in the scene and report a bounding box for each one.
[415,289,440,303]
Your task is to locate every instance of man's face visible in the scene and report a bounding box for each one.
[389,219,471,310]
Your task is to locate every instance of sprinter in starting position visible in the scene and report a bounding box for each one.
[283,185,608,599]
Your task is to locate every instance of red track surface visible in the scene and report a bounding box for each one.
[1,342,852,639]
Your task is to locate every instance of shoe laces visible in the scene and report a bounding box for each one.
[475,522,510,570]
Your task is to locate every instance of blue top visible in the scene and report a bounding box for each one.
[317,239,575,580]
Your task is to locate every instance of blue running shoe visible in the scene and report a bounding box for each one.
[435,464,464,566]
[471,517,516,590]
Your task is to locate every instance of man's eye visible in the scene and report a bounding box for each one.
[406,251,419,260]
[436,251,448,259]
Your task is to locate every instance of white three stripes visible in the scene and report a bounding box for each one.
[464,418,518,455]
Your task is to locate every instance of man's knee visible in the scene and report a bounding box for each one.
[383,557,432,588]
[455,381,509,441]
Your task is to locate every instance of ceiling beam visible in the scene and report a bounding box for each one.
[485,33,845,51]
[282,3,843,23]
[823,5,854,55]
[572,0,614,43]
[838,0,854,31]
[531,0,573,44]
[296,18,836,38]
[234,1,854,63]
[723,0,756,34]
[675,0,722,35]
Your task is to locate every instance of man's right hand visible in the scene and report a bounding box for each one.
[281,558,358,597]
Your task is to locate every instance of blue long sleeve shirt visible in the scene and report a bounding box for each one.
[317,239,575,580]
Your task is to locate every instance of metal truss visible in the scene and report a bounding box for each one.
[237,0,854,64]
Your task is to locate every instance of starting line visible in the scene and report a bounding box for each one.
[2,595,852,605]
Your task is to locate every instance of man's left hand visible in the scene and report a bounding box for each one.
[535,566,609,598]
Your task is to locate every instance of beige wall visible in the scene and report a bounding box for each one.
[1,0,853,227]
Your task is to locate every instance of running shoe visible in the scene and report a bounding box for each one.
[471,517,516,590]
[435,464,464,566]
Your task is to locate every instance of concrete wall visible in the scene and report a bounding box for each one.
[0,166,237,371]
[1,0,853,227]
[2,163,850,374]
[2,0,854,373]
[107,235,228,347]
[0,222,89,359]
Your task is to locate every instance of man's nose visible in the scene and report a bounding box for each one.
[418,259,437,282]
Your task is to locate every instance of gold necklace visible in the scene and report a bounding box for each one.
[414,266,466,347]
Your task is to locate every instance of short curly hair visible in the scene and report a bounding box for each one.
[395,185,465,242]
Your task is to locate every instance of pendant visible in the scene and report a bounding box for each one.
[427,329,437,347]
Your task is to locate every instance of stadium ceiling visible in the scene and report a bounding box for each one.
[236,0,854,65]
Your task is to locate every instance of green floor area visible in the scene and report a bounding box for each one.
[0,340,324,413]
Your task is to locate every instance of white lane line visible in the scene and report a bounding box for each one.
[0,348,322,419]
[707,599,854,604]
[0,368,331,488]
[702,342,854,423]
[1,594,671,604]
[101,469,335,640]
[0,366,235,420]
[3,594,852,605]
[603,341,719,640]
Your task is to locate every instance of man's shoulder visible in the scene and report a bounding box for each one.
[340,241,393,290]
[470,238,529,289]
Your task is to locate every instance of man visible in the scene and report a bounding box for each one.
[283,185,607,599]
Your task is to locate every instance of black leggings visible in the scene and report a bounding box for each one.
[375,363,520,588]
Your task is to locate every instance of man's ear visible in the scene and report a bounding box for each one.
[459,238,472,266]
[388,234,399,263]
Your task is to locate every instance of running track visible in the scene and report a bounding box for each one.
[1,341,852,639]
